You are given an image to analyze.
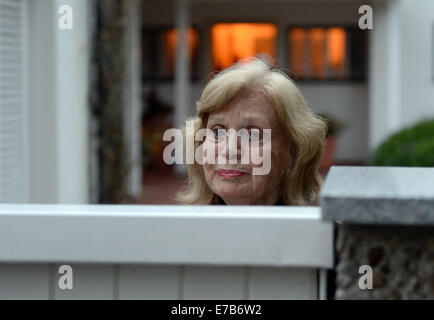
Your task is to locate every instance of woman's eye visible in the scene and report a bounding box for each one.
[249,129,262,141]
[213,128,225,139]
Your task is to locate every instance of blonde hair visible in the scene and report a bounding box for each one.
[177,58,326,205]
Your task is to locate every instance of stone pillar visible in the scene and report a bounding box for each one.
[321,166,434,299]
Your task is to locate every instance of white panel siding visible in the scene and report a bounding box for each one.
[248,267,318,300]
[183,266,246,300]
[0,264,50,299]
[0,263,320,300]
[0,0,28,203]
[119,265,180,300]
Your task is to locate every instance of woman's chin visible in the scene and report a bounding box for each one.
[218,194,250,205]
[213,185,250,203]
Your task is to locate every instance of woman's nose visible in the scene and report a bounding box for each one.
[225,129,242,163]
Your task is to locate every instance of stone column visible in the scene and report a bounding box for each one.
[321,166,434,299]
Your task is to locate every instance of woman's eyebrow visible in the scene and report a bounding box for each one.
[240,114,271,128]
[207,113,272,127]
[207,115,225,126]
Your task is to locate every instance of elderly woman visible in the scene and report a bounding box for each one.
[177,58,326,206]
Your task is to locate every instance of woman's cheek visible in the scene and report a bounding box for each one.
[201,140,215,165]
[270,139,290,174]
[202,144,215,184]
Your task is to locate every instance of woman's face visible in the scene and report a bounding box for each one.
[202,90,291,205]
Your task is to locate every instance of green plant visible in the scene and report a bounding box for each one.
[317,112,345,137]
[369,119,434,167]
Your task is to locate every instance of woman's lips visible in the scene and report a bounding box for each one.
[216,169,246,178]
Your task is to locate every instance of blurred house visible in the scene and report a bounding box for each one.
[0,0,434,204]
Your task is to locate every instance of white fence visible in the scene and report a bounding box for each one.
[0,205,333,299]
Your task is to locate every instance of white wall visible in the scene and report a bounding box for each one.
[369,0,401,150]
[300,84,368,162]
[27,0,90,203]
[369,0,434,150]
[142,0,370,162]
[399,0,434,127]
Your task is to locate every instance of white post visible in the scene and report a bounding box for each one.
[319,269,328,300]
[55,0,90,204]
[27,0,90,203]
[123,0,143,198]
[174,0,191,175]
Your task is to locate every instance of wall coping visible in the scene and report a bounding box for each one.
[0,204,333,268]
[320,166,434,226]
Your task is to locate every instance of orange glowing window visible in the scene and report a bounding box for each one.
[309,28,326,79]
[288,26,365,81]
[327,28,346,75]
[289,28,306,77]
[211,23,277,70]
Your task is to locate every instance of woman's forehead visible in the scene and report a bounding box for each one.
[208,112,271,128]
[209,90,277,122]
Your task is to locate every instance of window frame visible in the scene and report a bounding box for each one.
[209,21,279,72]
[141,24,201,83]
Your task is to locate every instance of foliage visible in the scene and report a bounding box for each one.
[369,119,434,167]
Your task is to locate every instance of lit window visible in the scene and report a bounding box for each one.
[289,28,306,76]
[288,27,366,81]
[212,23,277,70]
[327,28,346,75]
[309,28,326,79]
